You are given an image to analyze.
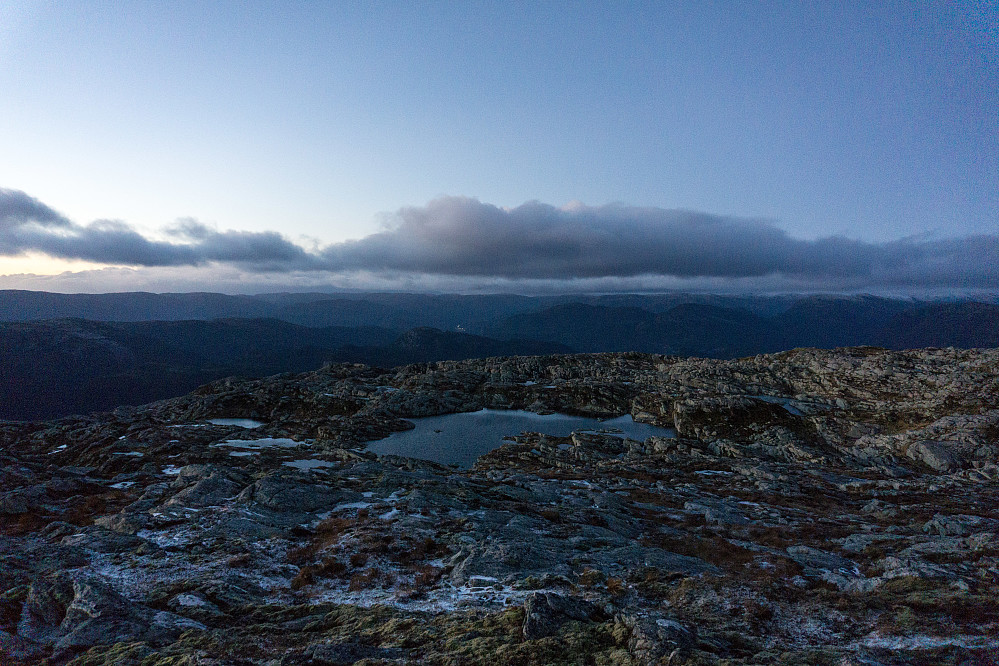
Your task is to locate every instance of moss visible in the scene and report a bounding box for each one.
[774,649,842,665]
[139,657,199,666]
[424,618,621,665]
[878,576,937,595]
[890,605,919,632]
[65,642,155,666]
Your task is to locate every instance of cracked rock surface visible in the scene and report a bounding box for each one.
[1,348,997,664]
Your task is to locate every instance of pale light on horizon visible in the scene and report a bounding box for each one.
[0,253,112,278]
[0,2,995,293]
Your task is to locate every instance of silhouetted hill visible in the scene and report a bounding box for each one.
[650,303,776,357]
[774,295,915,348]
[276,294,546,330]
[0,290,545,329]
[390,326,569,359]
[335,327,571,366]
[484,302,772,356]
[277,298,414,328]
[0,319,568,420]
[0,318,396,420]
[2,291,999,420]
[561,293,801,317]
[0,290,277,321]
[485,303,655,352]
[877,302,999,349]
[484,298,999,358]
[0,290,842,330]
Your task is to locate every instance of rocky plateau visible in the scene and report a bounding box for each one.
[1,347,998,665]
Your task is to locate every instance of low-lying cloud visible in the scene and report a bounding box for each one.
[2,188,997,290]
[324,198,883,279]
[0,189,317,270]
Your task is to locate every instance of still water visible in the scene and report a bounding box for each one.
[365,408,674,468]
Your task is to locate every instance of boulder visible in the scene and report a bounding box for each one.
[0,486,46,515]
[522,592,604,640]
[306,641,407,664]
[236,472,360,513]
[684,499,751,526]
[907,440,962,472]
[616,614,696,665]
[167,473,243,509]
[93,512,151,535]
[60,527,145,554]
[923,513,985,537]
[17,572,205,654]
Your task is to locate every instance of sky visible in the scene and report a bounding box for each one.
[0,0,996,294]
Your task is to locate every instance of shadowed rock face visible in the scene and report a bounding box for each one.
[0,347,998,664]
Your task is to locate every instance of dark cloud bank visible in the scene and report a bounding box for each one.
[2,188,996,290]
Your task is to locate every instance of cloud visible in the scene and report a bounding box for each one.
[319,197,999,288]
[0,188,71,230]
[322,198,883,279]
[1,188,997,290]
[0,188,316,270]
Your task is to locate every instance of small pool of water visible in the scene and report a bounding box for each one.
[747,395,804,416]
[365,409,674,468]
[208,418,266,428]
[283,459,336,471]
[214,437,304,450]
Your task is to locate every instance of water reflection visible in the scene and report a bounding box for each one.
[365,408,674,468]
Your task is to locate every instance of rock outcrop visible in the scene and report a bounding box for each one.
[0,347,997,664]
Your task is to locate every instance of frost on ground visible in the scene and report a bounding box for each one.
[1,348,998,664]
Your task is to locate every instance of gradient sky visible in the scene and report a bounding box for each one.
[0,1,996,293]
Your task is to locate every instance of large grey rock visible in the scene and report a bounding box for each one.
[18,572,75,644]
[522,592,604,640]
[617,614,696,665]
[581,545,716,576]
[306,641,407,664]
[684,499,751,526]
[17,572,205,653]
[190,578,267,612]
[0,486,46,515]
[236,473,359,513]
[923,513,985,537]
[166,592,224,621]
[60,526,145,553]
[94,511,151,535]
[204,516,286,540]
[906,440,962,472]
[448,539,563,585]
[786,545,860,578]
[166,470,244,508]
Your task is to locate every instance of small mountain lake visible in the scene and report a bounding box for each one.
[207,418,266,428]
[365,408,675,468]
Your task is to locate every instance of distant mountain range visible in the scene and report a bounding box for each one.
[0,318,568,420]
[0,289,818,328]
[483,297,999,355]
[0,290,996,420]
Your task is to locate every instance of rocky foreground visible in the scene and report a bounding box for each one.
[1,348,998,665]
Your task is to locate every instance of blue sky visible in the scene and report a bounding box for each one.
[0,1,996,292]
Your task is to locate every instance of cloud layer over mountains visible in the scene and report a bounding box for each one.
[1,188,996,290]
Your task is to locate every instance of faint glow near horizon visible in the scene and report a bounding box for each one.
[0,2,996,291]
[0,254,111,277]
